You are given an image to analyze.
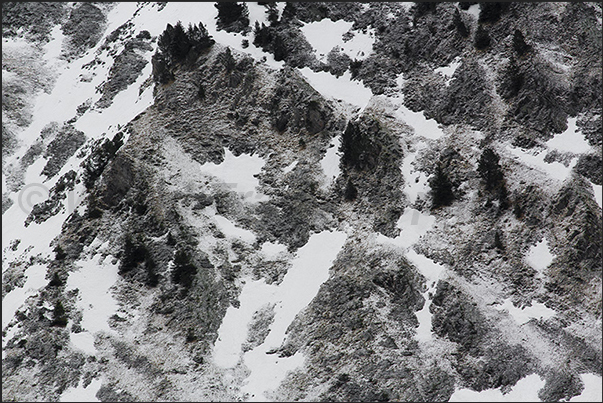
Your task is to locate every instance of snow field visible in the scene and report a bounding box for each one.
[299,67,373,110]
[545,117,592,154]
[213,230,347,401]
[300,19,375,61]
[59,378,102,403]
[493,299,556,325]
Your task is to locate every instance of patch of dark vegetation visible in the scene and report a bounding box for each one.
[574,154,602,186]
[429,163,455,209]
[96,36,153,109]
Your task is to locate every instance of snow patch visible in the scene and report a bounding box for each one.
[465,4,481,20]
[300,19,375,61]
[525,238,554,277]
[299,68,373,110]
[59,378,102,402]
[199,148,269,203]
[494,299,556,325]
[376,208,436,251]
[434,57,461,86]
[66,254,119,335]
[450,373,545,402]
[569,373,603,402]
[546,117,592,154]
[592,183,602,209]
[321,136,341,185]
[508,146,577,182]
[70,331,97,355]
[213,230,347,401]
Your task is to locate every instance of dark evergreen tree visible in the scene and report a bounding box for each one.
[474,25,491,50]
[340,120,381,171]
[512,29,531,57]
[51,300,68,327]
[452,9,469,38]
[459,2,477,11]
[48,272,63,287]
[478,2,509,24]
[54,245,66,260]
[429,164,455,208]
[119,234,148,274]
[344,179,358,201]
[172,249,198,292]
[215,2,249,32]
[498,56,523,99]
[477,148,504,191]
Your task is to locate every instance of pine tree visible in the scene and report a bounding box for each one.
[344,179,358,201]
[429,164,455,208]
[452,9,469,38]
[499,56,524,99]
[477,148,504,191]
[512,29,531,57]
[215,2,250,32]
[474,25,491,50]
[51,300,68,327]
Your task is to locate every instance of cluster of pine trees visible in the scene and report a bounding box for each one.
[152,21,215,84]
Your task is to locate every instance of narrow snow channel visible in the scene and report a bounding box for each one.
[405,250,445,342]
[213,230,347,401]
[321,136,341,186]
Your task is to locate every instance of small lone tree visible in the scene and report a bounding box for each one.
[512,29,531,57]
[474,25,491,50]
[344,179,358,201]
[51,300,68,327]
[429,164,455,208]
[452,9,469,38]
[477,148,504,191]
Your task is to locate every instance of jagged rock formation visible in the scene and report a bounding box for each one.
[2,2,601,402]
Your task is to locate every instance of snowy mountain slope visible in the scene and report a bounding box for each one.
[2,2,602,402]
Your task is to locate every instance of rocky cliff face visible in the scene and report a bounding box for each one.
[2,2,601,402]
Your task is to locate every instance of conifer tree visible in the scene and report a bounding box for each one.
[429,164,455,208]
[474,25,491,50]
